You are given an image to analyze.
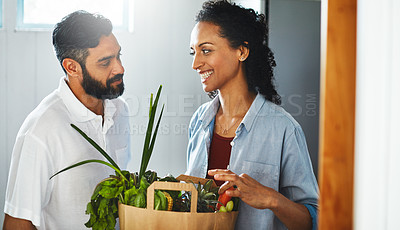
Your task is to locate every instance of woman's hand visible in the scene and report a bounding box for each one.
[208,169,313,230]
[208,169,280,210]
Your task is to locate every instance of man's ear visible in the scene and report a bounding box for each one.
[62,58,82,78]
[238,41,250,62]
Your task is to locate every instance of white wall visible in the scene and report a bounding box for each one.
[0,9,7,229]
[354,0,400,229]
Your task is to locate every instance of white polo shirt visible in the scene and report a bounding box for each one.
[4,77,131,229]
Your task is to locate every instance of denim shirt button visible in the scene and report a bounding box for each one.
[230,141,234,146]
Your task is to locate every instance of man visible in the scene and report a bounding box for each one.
[3,11,130,229]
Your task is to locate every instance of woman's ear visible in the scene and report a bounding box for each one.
[239,41,250,61]
[62,58,82,78]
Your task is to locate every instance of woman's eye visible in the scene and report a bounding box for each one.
[202,49,211,54]
[189,48,211,56]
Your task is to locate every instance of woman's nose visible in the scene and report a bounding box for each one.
[192,53,203,70]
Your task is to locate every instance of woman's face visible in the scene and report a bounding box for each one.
[190,22,243,93]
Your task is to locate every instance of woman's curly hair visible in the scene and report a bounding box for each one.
[196,0,281,105]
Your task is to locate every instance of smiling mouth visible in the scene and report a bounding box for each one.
[200,70,214,82]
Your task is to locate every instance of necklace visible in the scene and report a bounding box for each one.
[218,118,242,135]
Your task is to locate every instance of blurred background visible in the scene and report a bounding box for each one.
[0,0,321,225]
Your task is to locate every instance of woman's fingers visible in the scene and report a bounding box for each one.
[214,172,235,181]
[208,169,239,193]
[218,173,260,199]
[209,170,252,195]
[208,170,278,209]
[218,181,236,194]
[227,188,241,197]
[208,169,263,198]
[207,169,232,176]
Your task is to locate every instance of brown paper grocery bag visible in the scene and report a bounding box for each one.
[119,175,238,230]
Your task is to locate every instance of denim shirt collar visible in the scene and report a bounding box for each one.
[199,93,266,133]
[240,93,266,133]
[199,96,220,131]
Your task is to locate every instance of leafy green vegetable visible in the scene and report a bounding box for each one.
[98,179,124,199]
[154,193,161,210]
[134,193,146,208]
[157,190,167,211]
[124,186,138,206]
[84,178,120,230]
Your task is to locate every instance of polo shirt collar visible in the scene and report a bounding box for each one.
[103,99,117,130]
[58,77,117,123]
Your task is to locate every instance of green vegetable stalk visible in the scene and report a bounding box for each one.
[138,85,164,183]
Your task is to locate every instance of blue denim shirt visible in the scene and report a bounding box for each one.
[186,94,319,230]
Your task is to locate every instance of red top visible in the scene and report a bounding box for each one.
[206,132,234,186]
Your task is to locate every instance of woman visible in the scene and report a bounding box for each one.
[186,1,319,229]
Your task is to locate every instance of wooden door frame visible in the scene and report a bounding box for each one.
[318,0,357,229]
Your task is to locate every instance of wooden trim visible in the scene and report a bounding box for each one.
[318,0,357,229]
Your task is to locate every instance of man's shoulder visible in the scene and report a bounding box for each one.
[18,90,67,137]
